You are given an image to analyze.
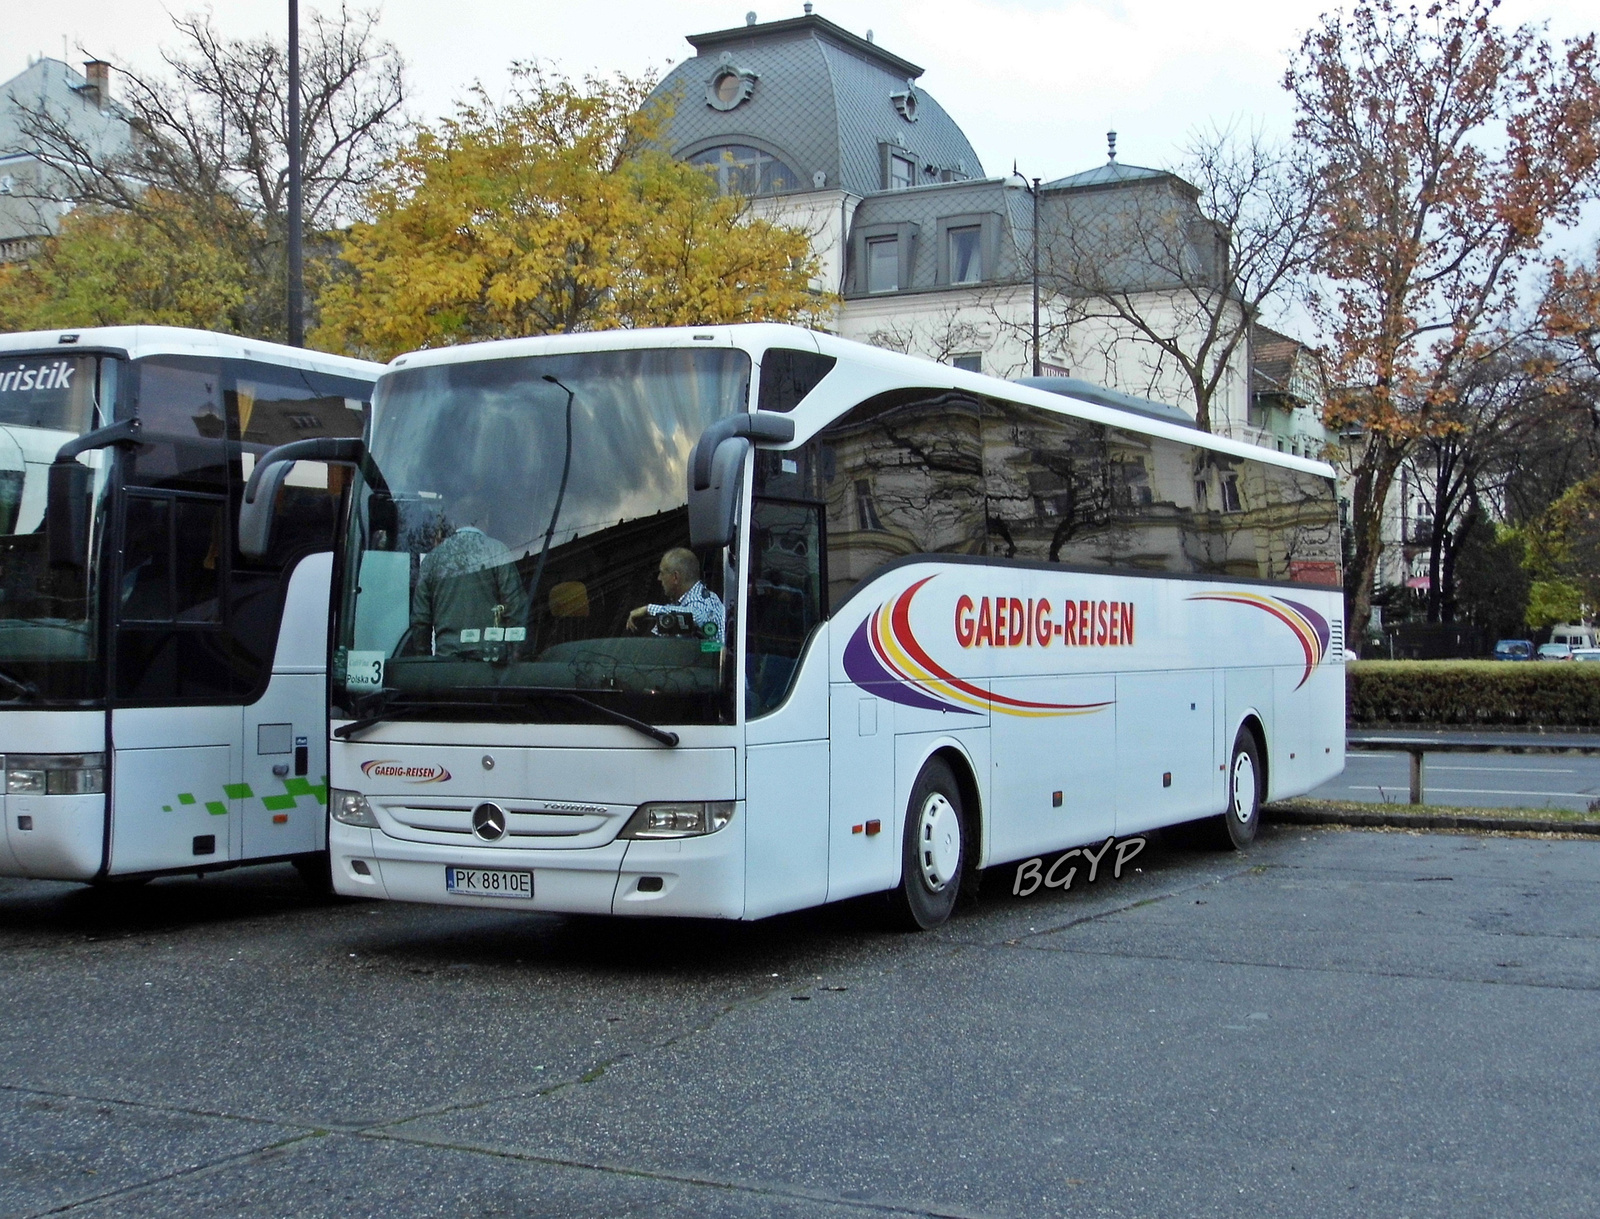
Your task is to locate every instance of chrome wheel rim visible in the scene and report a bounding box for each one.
[917,793,961,891]
[1231,752,1257,824]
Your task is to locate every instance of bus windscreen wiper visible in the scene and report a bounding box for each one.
[332,689,678,748]
[511,687,680,748]
[332,693,426,740]
[0,668,39,701]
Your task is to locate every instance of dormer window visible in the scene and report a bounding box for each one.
[705,55,758,111]
[888,153,914,191]
[689,145,803,196]
[867,236,900,292]
[948,226,981,283]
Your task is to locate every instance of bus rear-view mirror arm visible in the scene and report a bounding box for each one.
[238,437,387,559]
[687,411,795,550]
[47,418,142,569]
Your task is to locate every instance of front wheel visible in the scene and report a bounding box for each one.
[1213,729,1263,850]
[886,758,966,930]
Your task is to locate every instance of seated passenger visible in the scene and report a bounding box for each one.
[410,494,528,657]
[627,547,724,648]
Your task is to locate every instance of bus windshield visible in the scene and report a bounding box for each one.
[0,353,113,703]
[335,347,750,726]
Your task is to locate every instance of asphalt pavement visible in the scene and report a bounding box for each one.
[2,824,1598,1218]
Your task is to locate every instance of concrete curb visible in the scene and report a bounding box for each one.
[1265,803,1600,837]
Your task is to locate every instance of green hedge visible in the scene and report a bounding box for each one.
[1348,661,1600,727]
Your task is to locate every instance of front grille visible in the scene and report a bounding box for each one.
[378,800,621,848]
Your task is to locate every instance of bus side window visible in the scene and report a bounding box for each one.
[746,498,825,717]
[810,390,985,606]
[229,364,369,690]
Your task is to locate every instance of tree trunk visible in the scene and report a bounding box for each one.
[1344,436,1406,650]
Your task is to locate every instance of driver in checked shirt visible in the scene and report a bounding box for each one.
[627,547,724,647]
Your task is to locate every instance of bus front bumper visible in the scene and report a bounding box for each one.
[331,816,746,919]
[1,794,107,880]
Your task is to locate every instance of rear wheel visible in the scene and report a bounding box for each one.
[886,758,966,930]
[1213,728,1263,850]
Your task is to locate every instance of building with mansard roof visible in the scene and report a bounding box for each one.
[648,9,1330,461]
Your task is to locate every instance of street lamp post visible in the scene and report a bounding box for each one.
[287,0,304,347]
[1007,170,1042,376]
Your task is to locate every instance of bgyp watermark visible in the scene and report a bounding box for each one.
[1012,835,1146,897]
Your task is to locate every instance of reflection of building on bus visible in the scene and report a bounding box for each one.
[0,326,380,887]
[779,390,1339,609]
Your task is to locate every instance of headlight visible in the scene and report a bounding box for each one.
[330,788,380,827]
[5,754,106,795]
[617,800,735,839]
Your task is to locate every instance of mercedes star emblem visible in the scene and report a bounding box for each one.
[471,802,508,842]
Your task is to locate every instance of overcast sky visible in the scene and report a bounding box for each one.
[5,0,1598,263]
[6,1,1595,172]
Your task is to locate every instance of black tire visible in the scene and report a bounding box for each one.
[292,851,336,896]
[1212,727,1263,850]
[886,758,967,931]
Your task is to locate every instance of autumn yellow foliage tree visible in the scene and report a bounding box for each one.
[315,67,829,359]
[0,190,250,332]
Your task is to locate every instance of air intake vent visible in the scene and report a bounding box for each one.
[1328,619,1344,658]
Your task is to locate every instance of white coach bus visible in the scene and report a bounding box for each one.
[241,325,1343,928]
[0,327,380,886]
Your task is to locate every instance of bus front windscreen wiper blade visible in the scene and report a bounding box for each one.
[510,688,680,748]
[332,689,680,748]
[333,693,424,741]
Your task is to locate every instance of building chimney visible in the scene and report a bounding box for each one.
[83,60,111,109]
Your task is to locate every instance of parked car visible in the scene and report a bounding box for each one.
[1493,639,1534,660]
[1538,642,1574,661]
[1573,648,1600,662]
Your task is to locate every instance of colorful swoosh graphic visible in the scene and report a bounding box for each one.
[844,577,1114,718]
[1186,592,1331,688]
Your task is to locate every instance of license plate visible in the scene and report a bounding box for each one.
[445,866,533,899]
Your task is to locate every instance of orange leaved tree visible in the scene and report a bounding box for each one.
[1286,0,1600,642]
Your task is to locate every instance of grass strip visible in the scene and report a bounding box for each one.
[1265,797,1600,836]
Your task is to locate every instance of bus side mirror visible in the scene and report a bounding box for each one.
[687,412,796,550]
[239,437,375,559]
[47,417,142,569]
[46,461,92,568]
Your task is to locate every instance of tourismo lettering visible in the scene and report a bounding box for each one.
[954,595,1134,648]
[0,360,75,394]
[1012,835,1146,896]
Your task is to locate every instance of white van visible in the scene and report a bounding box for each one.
[1550,624,1597,649]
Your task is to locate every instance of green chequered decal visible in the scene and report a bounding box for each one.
[162,776,328,817]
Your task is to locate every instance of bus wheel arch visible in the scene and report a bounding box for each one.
[1236,713,1268,800]
[933,744,984,902]
[1213,717,1266,850]
[887,744,983,930]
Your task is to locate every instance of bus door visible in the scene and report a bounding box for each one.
[108,488,243,872]
[743,496,830,918]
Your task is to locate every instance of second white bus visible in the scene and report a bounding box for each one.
[0,327,380,887]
